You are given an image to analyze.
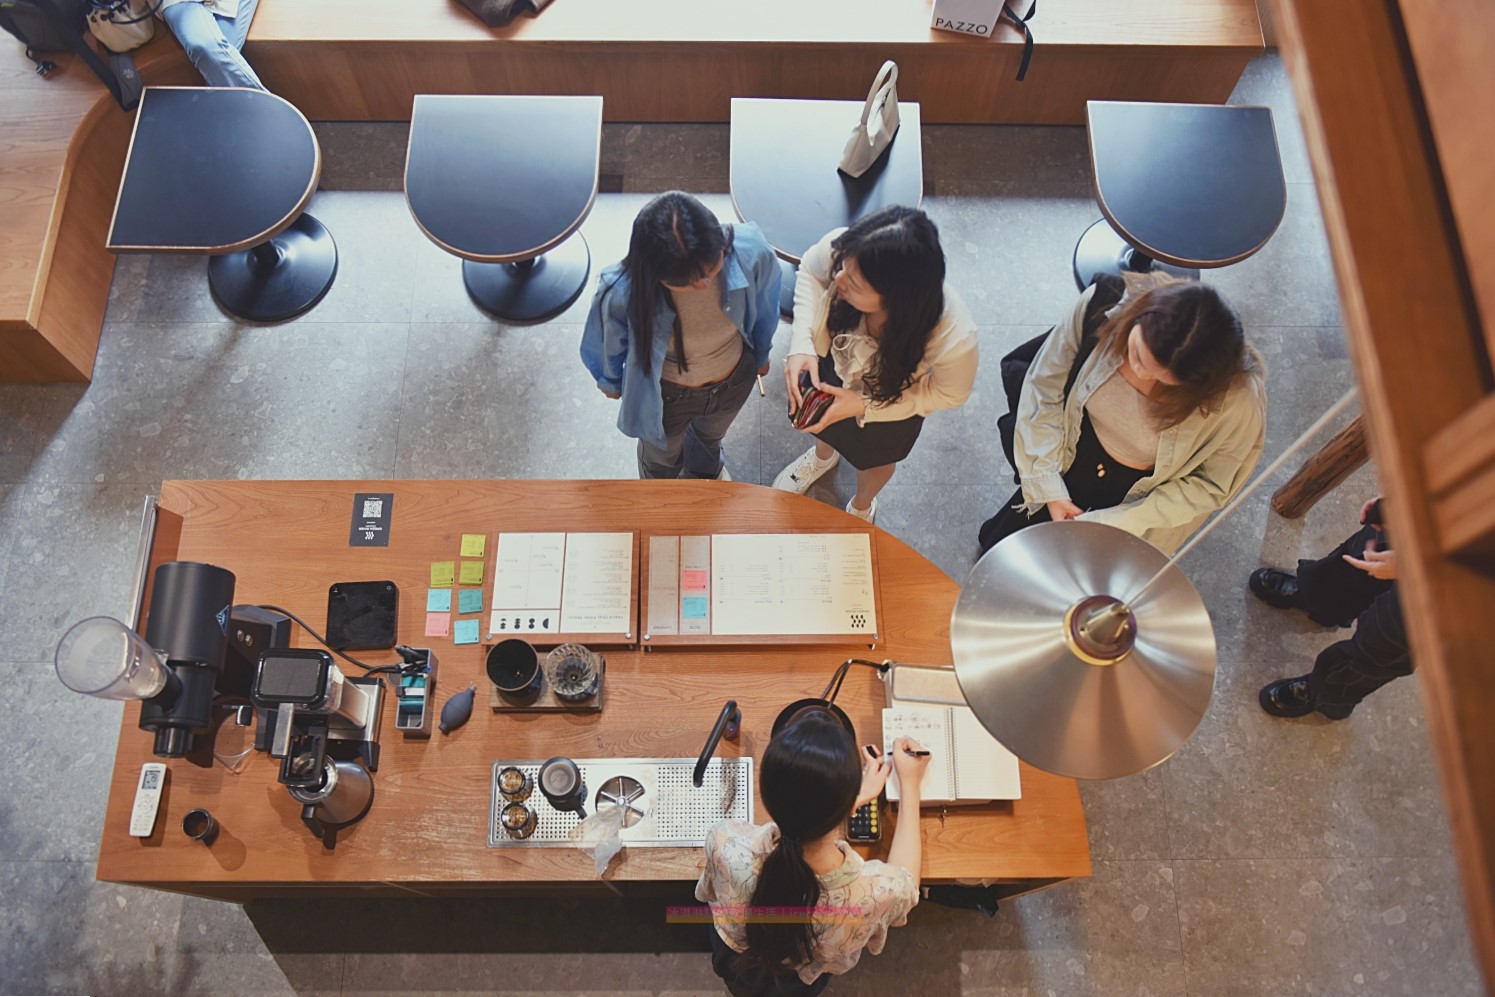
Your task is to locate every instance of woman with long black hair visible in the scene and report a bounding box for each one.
[581,191,781,479]
[696,709,929,994]
[772,206,978,523]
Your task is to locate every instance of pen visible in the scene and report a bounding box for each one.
[887,748,931,757]
[756,374,766,397]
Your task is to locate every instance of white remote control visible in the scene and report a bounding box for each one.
[129,763,167,837]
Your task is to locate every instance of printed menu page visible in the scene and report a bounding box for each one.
[709,533,877,636]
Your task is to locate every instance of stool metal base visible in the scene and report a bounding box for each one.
[463,234,590,324]
[1072,218,1200,290]
[778,258,798,319]
[208,213,338,323]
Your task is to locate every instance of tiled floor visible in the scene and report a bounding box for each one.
[0,54,1485,996]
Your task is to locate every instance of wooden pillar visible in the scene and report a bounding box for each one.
[1270,415,1368,518]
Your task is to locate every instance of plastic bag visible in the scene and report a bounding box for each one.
[568,805,627,876]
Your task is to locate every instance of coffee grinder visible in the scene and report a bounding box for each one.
[251,648,384,845]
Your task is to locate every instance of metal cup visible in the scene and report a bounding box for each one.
[538,756,587,818]
[182,808,219,844]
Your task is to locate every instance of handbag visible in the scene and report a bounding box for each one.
[838,60,900,178]
[996,274,1124,475]
[453,0,554,29]
[0,0,142,108]
[86,0,156,53]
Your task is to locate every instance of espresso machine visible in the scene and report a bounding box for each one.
[251,648,383,845]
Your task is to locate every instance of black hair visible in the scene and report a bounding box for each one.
[617,191,733,374]
[825,205,946,405]
[734,708,860,986]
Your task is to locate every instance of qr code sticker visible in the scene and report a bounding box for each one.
[362,498,384,519]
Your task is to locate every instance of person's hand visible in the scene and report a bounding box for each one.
[801,384,866,433]
[855,744,892,809]
[599,386,621,400]
[758,362,771,378]
[1360,496,1383,525]
[890,736,931,793]
[1343,539,1396,580]
[1047,499,1084,522]
[784,354,819,413]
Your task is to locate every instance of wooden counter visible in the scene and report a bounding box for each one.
[96,479,1090,900]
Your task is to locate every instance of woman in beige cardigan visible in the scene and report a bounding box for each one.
[773,207,979,524]
[979,274,1266,555]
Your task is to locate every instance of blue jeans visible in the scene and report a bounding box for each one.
[637,350,757,479]
[162,0,264,89]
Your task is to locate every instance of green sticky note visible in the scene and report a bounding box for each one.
[453,619,480,645]
[459,560,484,586]
[430,561,455,587]
[458,589,483,615]
[426,588,452,613]
[460,534,486,558]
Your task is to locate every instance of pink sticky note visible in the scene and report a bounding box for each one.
[424,612,450,637]
[682,569,709,590]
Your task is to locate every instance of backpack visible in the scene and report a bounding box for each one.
[996,274,1125,477]
[0,0,142,109]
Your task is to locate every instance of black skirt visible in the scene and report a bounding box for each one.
[812,354,924,471]
[977,411,1151,553]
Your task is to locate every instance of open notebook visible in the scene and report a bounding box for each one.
[882,705,1022,804]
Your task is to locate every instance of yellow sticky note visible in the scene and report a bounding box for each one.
[459,560,484,586]
[430,561,455,587]
[460,534,486,558]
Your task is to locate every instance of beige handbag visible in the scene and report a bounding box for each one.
[838,61,900,178]
[87,0,157,54]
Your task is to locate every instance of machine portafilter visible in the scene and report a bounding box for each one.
[55,561,236,758]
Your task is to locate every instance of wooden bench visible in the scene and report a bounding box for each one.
[0,0,1261,382]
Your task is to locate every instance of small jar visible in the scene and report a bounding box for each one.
[497,766,533,803]
[501,802,537,840]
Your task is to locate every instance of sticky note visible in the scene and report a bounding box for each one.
[458,589,483,614]
[682,569,709,591]
[426,588,452,613]
[460,534,486,558]
[682,595,709,619]
[459,560,484,586]
[453,619,480,644]
[430,561,455,587]
[424,612,450,637]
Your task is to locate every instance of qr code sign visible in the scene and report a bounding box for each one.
[362,498,384,519]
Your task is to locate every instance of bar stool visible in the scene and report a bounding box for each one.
[405,94,602,323]
[1074,100,1287,289]
[729,97,924,318]
[107,86,337,322]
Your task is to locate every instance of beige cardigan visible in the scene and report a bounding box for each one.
[788,230,979,424]
[1013,283,1267,554]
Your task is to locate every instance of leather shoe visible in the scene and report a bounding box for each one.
[1249,568,1303,611]
[1258,677,1316,718]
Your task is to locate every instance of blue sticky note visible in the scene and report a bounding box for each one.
[453,619,480,645]
[458,589,483,615]
[426,588,452,613]
[682,595,708,620]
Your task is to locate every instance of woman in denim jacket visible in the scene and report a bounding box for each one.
[580,192,781,479]
[979,274,1266,555]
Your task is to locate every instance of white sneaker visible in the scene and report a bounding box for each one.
[717,466,732,482]
[845,496,877,523]
[773,448,840,494]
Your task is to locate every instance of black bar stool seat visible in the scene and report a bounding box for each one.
[729,97,924,318]
[107,86,337,323]
[405,94,603,324]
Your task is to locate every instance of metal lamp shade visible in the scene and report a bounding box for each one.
[951,521,1216,780]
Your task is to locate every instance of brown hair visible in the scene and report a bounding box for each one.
[1095,279,1253,428]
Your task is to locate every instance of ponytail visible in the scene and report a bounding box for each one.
[735,834,824,983]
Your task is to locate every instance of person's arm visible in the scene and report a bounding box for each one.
[858,327,978,424]
[785,232,838,409]
[1078,379,1266,536]
[580,274,629,398]
[1012,287,1097,509]
[745,236,783,373]
[885,736,930,891]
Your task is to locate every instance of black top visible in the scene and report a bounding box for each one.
[729,97,923,264]
[1088,101,1287,268]
[108,87,319,253]
[405,94,603,263]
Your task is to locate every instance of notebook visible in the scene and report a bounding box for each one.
[882,705,1022,804]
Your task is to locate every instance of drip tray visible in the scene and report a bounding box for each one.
[488,757,753,848]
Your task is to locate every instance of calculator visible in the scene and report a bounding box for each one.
[847,796,882,843]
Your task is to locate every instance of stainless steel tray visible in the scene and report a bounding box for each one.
[488,756,753,848]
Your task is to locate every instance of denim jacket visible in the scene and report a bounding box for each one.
[1013,283,1268,554]
[579,222,781,450]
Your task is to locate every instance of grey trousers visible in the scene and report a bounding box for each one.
[637,351,756,479]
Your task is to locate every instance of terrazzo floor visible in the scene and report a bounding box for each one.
[0,54,1485,996]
